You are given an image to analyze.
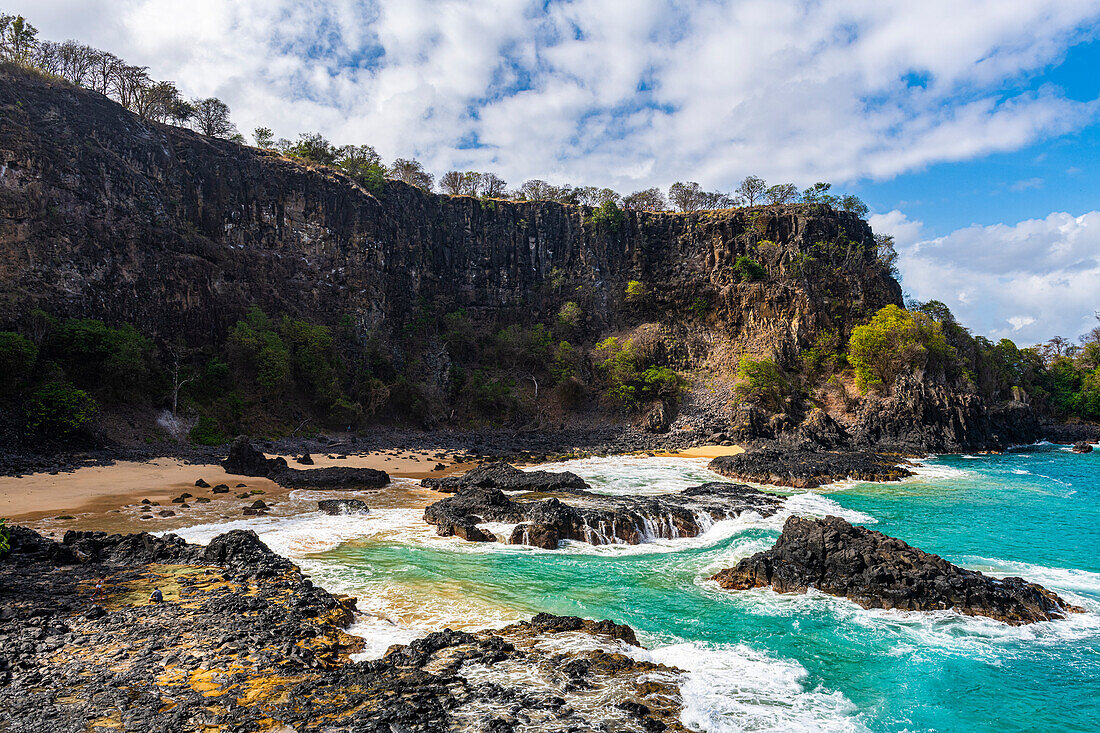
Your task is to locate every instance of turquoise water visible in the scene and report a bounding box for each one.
[178,445,1100,731]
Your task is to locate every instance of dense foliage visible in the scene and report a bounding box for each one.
[594,336,686,410]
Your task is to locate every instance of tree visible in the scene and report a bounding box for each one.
[389,158,433,190]
[801,182,838,206]
[734,255,767,282]
[191,97,237,139]
[840,194,869,217]
[335,144,385,192]
[167,97,195,126]
[440,170,465,195]
[25,381,97,436]
[0,14,39,66]
[287,132,336,165]
[848,305,954,392]
[735,356,789,411]
[253,127,274,148]
[735,176,767,206]
[589,199,625,231]
[764,183,799,204]
[165,341,197,416]
[622,188,667,211]
[0,331,37,392]
[669,181,705,212]
[874,233,899,276]
[478,172,508,198]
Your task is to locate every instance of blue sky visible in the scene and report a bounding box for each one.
[19,0,1100,344]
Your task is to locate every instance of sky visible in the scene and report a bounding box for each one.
[15,0,1100,345]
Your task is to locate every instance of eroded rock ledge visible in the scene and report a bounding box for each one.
[711,515,1083,625]
[422,460,591,493]
[222,436,390,489]
[708,447,913,488]
[0,526,686,732]
[424,472,784,549]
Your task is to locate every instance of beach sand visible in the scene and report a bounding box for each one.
[0,449,473,526]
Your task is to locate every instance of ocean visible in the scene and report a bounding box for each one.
[173,442,1100,732]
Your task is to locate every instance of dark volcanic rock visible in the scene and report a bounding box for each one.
[0,526,686,732]
[221,437,389,489]
[1071,441,1094,454]
[1041,422,1100,445]
[317,498,370,515]
[712,515,1083,625]
[708,447,912,488]
[425,482,783,549]
[422,461,590,493]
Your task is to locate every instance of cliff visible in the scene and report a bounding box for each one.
[0,65,1035,452]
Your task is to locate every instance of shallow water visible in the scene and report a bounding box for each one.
[172,444,1100,732]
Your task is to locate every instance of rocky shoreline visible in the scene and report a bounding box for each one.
[421,463,784,549]
[711,516,1084,625]
[708,447,914,488]
[0,526,687,732]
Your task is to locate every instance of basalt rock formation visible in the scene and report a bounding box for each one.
[711,515,1083,625]
[424,480,784,549]
[708,447,913,488]
[421,460,590,493]
[317,498,370,514]
[0,526,687,732]
[1071,441,1094,454]
[221,436,389,489]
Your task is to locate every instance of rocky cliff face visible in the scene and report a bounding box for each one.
[0,66,895,358]
[0,66,1035,451]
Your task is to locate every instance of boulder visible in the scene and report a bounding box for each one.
[421,461,589,494]
[711,515,1083,625]
[708,447,912,488]
[1071,441,1093,454]
[317,499,369,515]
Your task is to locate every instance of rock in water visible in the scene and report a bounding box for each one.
[317,499,369,515]
[1071,441,1094,454]
[708,447,912,488]
[424,482,783,549]
[421,461,590,493]
[711,515,1083,625]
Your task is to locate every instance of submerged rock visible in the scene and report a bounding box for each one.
[711,515,1083,625]
[708,447,912,488]
[317,498,369,515]
[422,461,590,493]
[424,481,783,549]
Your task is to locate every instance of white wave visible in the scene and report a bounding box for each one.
[961,557,1100,602]
[166,510,383,557]
[528,455,725,495]
[1011,469,1030,475]
[780,493,877,524]
[903,458,976,482]
[643,642,866,733]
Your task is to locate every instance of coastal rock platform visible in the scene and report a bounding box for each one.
[708,447,913,488]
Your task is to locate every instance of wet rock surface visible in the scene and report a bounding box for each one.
[0,527,687,732]
[221,436,389,490]
[422,460,590,493]
[708,447,913,488]
[1071,441,1094,454]
[317,498,370,515]
[424,466,783,549]
[711,515,1084,625]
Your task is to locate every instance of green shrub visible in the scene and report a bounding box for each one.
[624,280,646,302]
[734,357,789,411]
[589,200,625,231]
[0,331,37,391]
[800,329,845,376]
[734,255,767,282]
[188,416,227,446]
[557,301,583,329]
[848,305,955,393]
[52,318,155,397]
[0,518,9,557]
[595,336,686,410]
[690,297,709,318]
[227,307,291,393]
[25,381,97,435]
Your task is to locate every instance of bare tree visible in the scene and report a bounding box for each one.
[165,342,197,416]
[735,175,767,206]
[622,188,667,211]
[388,158,434,190]
[764,183,799,204]
[191,97,238,138]
[669,181,705,211]
[440,170,465,195]
[478,172,507,198]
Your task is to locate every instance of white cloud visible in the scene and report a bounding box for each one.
[16,0,1100,192]
[871,209,1100,344]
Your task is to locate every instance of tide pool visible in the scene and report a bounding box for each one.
[175,444,1100,731]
